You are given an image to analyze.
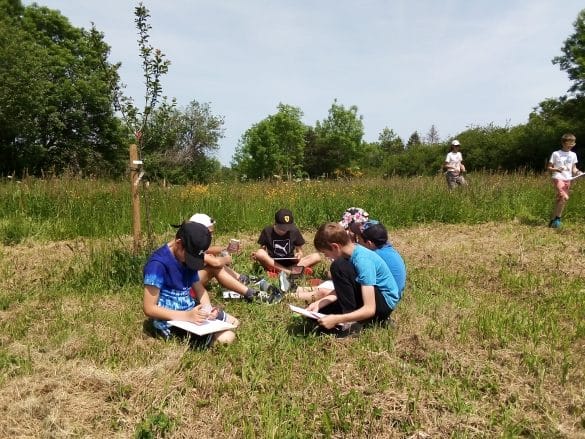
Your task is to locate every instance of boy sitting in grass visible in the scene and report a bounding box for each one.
[353,221,407,297]
[188,213,258,302]
[143,221,238,348]
[252,208,321,276]
[306,222,400,332]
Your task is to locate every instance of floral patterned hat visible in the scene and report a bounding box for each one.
[339,207,370,230]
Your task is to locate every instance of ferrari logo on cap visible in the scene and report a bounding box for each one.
[284,215,290,223]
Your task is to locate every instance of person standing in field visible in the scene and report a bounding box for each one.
[547,133,583,228]
[443,139,467,189]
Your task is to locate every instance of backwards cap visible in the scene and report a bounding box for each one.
[175,222,211,270]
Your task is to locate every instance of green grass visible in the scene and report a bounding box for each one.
[1,172,583,243]
[0,175,584,437]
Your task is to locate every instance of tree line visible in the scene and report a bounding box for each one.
[1,1,584,182]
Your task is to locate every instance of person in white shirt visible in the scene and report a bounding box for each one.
[443,139,467,189]
[546,133,583,228]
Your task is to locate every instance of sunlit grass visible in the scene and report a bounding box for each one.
[1,173,583,243]
[1,176,585,437]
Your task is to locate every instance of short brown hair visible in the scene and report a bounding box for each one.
[561,133,576,143]
[314,222,350,251]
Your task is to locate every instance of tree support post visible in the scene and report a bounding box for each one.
[129,144,143,253]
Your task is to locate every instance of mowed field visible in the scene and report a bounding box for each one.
[0,176,584,438]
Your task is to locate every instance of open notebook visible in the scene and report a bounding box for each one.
[168,319,236,336]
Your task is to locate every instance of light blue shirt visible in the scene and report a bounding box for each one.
[374,244,406,296]
[350,244,400,309]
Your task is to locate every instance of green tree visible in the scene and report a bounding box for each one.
[553,9,585,95]
[355,141,384,174]
[307,100,364,177]
[115,3,170,147]
[0,1,125,176]
[232,103,306,179]
[378,127,404,154]
[406,131,421,149]
[142,99,225,183]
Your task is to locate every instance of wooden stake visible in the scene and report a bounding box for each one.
[129,144,141,253]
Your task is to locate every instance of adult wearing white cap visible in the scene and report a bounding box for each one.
[443,140,467,189]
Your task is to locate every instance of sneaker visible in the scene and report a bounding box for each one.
[267,285,284,304]
[222,290,242,299]
[254,278,270,292]
[257,290,271,303]
[549,218,561,229]
[279,271,291,292]
[243,289,257,303]
[239,274,251,285]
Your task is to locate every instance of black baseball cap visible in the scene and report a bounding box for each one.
[175,221,211,270]
[274,208,295,232]
[361,222,388,248]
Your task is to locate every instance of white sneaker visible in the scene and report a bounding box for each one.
[279,271,290,292]
[222,290,241,299]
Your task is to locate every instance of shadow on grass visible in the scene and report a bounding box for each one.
[141,319,212,350]
[286,317,320,337]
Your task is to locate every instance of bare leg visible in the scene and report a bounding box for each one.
[199,266,249,297]
[223,265,241,280]
[553,197,568,218]
[212,330,236,345]
[294,285,334,302]
[252,248,294,274]
[298,252,322,269]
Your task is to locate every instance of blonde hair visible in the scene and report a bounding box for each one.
[561,133,576,143]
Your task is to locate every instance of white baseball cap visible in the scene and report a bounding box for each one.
[188,213,215,228]
[451,139,461,146]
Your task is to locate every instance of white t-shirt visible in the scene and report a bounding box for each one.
[549,150,578,181]
[444,151,463,174]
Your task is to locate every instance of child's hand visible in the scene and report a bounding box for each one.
[219,253,232,265]
[306,302,320,313]
[225,314,240,327]
[187,305,208,324]
[318,315,339,330]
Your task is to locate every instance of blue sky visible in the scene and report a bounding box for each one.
[25,1,584,165]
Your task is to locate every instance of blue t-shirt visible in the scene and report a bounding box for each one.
[349,244,400,310]
[374,244,406,296]
[143,244,200,336]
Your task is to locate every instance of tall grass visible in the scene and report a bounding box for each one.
[1,175,585,437]
[1,172,582,243]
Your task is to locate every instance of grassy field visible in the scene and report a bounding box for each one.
[1,175,584,438]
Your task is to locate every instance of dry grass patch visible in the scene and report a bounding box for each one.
[0,222,584,437]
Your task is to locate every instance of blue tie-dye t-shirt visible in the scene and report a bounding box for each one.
[143,244,200,336]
